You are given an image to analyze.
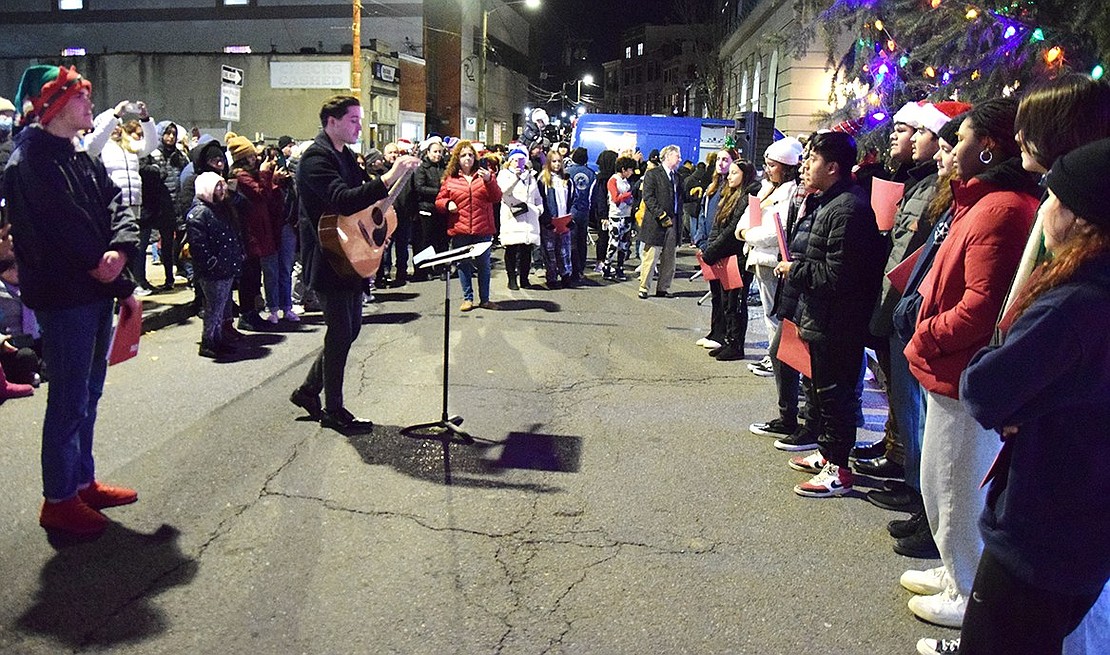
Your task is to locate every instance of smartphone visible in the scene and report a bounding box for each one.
[477,158,489,170]
[124,102,141,114]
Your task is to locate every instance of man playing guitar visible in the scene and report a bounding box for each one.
[290,94,420,432]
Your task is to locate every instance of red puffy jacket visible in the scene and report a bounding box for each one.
[435,172,502,237]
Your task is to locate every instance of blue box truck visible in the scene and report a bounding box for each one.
[571,113,784,165]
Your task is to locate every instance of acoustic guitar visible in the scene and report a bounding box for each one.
[318,168,414,279]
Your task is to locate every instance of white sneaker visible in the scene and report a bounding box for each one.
[917,637,960,654]
[747,355,775,377]
[283,308,300,322]
[788,451,827,474]
[698,338,721,349]
[901,566,951,596]
[908,585,967,628]
[265,311,280,324]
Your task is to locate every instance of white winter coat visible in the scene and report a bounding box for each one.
[741,178,797,270]
[85,109,157,207]
[497,168,543,246]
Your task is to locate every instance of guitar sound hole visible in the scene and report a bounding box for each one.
[370,208,388,246]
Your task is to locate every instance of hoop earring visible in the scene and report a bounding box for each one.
[979,149,994,165]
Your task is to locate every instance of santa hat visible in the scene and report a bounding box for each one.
[14,65,91,126]
[918,101,973,135]
[830,117,867,136]
[395,138,414,152]
[472,141,487,155]
[420,135,443,152]
[892,100,927,128]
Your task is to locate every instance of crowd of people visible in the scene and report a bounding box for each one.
[1,62,1107,655]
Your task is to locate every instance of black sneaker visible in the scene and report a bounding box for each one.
[774,425,819,452]
[713,343,745,361]
[916,638,960,655]
[888,509,926,539]
[290,387,323,421]
[867,481,924,513]
[320,407,374,434]
[849,440,886,462]
[749,417,797,437]
[894,519,941,559]
[853,456,906,481]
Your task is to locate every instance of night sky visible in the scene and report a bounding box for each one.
[529,0,679,82]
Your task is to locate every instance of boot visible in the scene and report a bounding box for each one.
[0,362,34,399]
[714,343,745,361]
[507,274,519,291]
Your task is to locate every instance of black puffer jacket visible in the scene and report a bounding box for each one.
[413,157,445,218]
[186,198,244,280]
[3,126,139,310]
[787,180,887,343]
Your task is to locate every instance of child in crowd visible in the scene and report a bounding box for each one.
[186,172,245,359]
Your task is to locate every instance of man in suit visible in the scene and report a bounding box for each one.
[637,144,682,299]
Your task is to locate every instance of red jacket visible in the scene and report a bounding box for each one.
[233,167,285,258]
[435,172,502,237]
[905,171,1039,398]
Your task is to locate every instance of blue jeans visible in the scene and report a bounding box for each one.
[452,234,492,302]
[691,211,712,250]
[889,335,925,489]
[262,226,296,313]
[37,299,115,500]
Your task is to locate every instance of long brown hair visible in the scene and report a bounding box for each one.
[1015,221,1110,317]
[706,148,739,198]
[444,139,477,177]
[923,170,957,228]
[715,160,756,226]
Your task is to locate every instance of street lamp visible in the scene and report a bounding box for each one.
[575,73,595,105]
[478,0,541,141]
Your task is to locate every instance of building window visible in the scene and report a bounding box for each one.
[223,0,252,5]
[637,42,644,56]
[625,46,631,59]
[58,0,83,9]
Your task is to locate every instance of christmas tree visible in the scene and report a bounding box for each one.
[790,0,1110,152]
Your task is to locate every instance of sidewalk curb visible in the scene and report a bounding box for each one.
[141,300,197,334]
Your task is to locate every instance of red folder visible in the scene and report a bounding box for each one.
[871,178,905,232]
[773,212,791,262]
[886,244,924,294]
[747,195,762,229]
[108,300,141,365]
[696,251,718,280]
[696,253,745,290]
[776,319,811,378]
[551,214,573,235]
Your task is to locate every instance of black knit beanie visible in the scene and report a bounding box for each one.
[937,114,966,147]
[1045,138,1110,228]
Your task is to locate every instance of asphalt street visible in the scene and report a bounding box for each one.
[0,251,956,654]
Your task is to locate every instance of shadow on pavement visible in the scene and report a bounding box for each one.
[17,523,198,650]
[488,299,561,313]
[344,424,580,490]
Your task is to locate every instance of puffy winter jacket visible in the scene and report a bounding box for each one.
[787,180,887,343]
[497,168,542,246]
[905,158,1040,398]
[233,167,284,258]
[85,109,156,207]
[436,172,502,237]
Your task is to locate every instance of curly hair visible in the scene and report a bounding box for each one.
[443,139,478,177]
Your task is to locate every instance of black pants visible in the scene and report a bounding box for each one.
[238,255,262,316]
[806,336,864,467]
[503,244,533,283]
[961,548,1100,655]
[570,212,589,278]
[299,288,363,412]
[768,321,814,427]
[708,271,753,347]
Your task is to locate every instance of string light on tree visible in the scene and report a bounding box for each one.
[1093,64,1105,80]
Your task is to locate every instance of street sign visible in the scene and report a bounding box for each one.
[220,84,241,122]
[221,65,244,87]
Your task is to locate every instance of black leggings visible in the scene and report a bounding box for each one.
[960,548,1101,655]
[503,244,533,281]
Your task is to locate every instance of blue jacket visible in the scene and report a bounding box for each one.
[960,253,1110,596]
[565,162,595,219]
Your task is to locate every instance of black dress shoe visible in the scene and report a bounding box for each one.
[654,290,674,298]
[854,456,906,481]
[714,343,745,361]
[290,387,323,421]
[867,481,924,513]
[894,519,940,558]
[320,407,374,433]
[888,509,926,539]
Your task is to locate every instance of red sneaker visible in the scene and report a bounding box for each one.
[39,497,108,537]
[78,481,138,510]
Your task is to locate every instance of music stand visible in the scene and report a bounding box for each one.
[401,242,493,446]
